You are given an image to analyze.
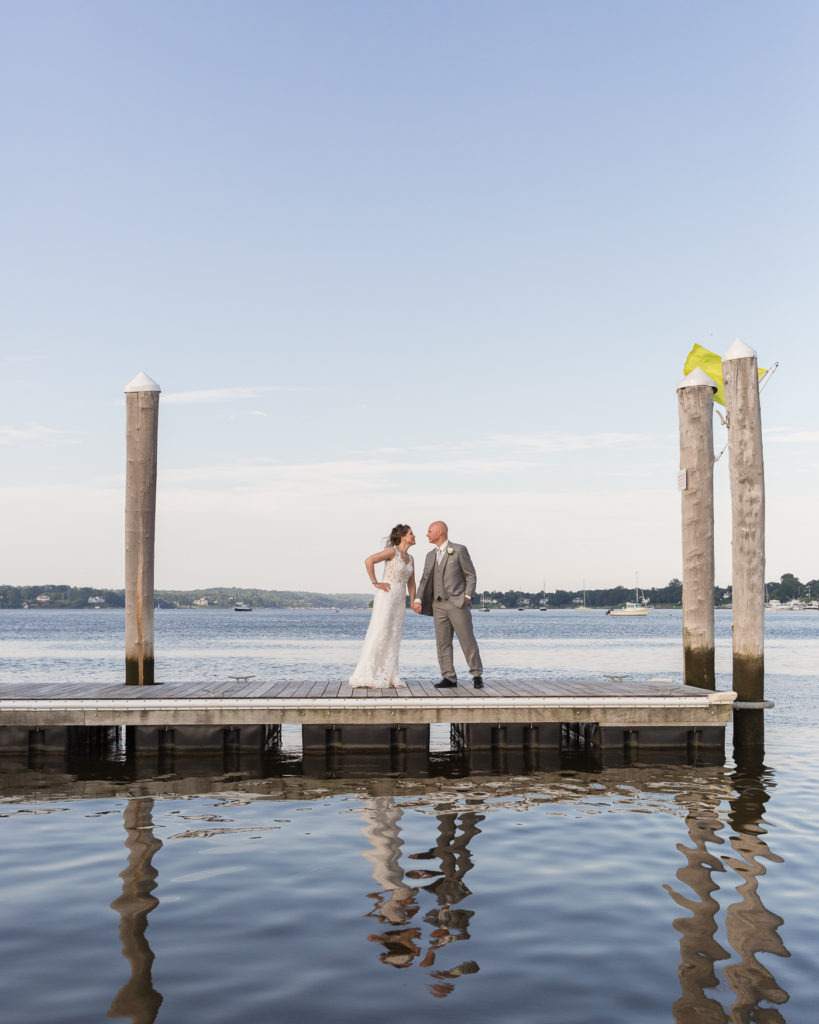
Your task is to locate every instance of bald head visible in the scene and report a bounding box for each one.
[426,521,448,545]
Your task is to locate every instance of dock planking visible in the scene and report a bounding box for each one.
[0,677,735,728]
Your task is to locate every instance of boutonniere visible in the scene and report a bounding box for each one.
[446,547,455,556]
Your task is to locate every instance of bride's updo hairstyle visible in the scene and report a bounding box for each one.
[388,524,411,547]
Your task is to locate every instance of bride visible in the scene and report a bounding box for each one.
[350,524,417,689]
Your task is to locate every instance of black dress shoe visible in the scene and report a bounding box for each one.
[434,679,457,688]
[473,677,484,689]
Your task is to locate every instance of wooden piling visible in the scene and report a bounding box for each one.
[677,368,718,689]
[125,373,161,685]
[722,340,765,744]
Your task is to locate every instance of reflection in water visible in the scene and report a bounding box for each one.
[724,762,788,1023]
[666,760,790,1023]
[360,797,481,998]
[107,798,163,1023]
[665,788,732,1022]
[0,737,800,1021]
[360,796,416,927]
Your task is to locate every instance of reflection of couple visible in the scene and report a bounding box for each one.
[349,520,484,690]
[360,797,481,998]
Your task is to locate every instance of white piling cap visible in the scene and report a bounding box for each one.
[722,338,756,361]
[677,367,718,391]
[125,372,161,393]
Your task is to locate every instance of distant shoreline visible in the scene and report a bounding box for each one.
[0,585,371,611]
[2,572,815,611]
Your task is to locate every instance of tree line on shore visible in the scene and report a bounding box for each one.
[0,586,366,610]
[488,573,816,609]
[1,574,816,610]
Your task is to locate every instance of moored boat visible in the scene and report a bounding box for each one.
[574,584,594,611]
[608,578,651,616]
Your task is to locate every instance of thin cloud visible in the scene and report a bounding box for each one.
[346,432,662,459]
[0,425,79,446]
[486,431,653,452]
[766,429,819,444]
[345,442,450,456]
[152,456,534,488]
[163,386,313,405]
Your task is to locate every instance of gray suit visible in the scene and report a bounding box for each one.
[416,542,483,682]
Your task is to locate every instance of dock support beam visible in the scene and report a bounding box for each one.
[677,368,718,688]
[125,373,161,685]
[723,340,766,749]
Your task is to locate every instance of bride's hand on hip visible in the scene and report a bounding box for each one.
[375,582,391,592]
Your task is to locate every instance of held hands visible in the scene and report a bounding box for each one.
[411,598,471,612]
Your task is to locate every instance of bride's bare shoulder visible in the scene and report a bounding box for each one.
[372,545,396,561]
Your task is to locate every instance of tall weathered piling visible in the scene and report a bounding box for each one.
[677,368,717,689]
[722,340,765,748]
[125,373,161,685]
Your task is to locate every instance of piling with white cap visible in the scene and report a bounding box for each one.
[677,367,717,689]
[722,340,765,746]
[124,372,161,685]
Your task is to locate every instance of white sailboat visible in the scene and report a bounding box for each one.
[574,582,594,611]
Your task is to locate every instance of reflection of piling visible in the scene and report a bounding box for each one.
[666,763,788,1021]
[677,368,717,689]
[724,761,789,1017]
[108,798,163,1023]
[665,787,729,1022]
[125,373,161,685]
[723,341,765,748]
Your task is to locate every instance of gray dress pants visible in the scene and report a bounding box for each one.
[433,598,483,681]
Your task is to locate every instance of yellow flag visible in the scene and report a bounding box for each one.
[683,344,766,406]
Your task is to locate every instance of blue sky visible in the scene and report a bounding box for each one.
[3,0,817,593]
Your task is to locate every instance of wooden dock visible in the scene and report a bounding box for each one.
[0,677,734,729]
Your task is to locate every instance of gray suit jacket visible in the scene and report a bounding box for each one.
[416,542,477,616]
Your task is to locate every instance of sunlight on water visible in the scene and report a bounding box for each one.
[3,608,817,689]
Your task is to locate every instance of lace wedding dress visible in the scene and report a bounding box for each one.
[350,548,414,688]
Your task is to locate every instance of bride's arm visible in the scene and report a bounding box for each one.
[407,568,417,606]
[365,546,395,592]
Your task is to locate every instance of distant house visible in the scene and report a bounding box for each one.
[35,594,51,604]
[193,597,209,607]
[88,596,105,605]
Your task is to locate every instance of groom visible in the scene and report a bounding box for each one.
[412,521,484,689]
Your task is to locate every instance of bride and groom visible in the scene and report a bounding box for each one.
[349,521,484,691]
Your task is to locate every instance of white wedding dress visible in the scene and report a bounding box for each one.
[350,548,414,688]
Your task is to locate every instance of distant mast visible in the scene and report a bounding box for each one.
[124,372,160,685]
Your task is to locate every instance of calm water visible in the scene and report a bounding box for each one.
[1,609,818,1023]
